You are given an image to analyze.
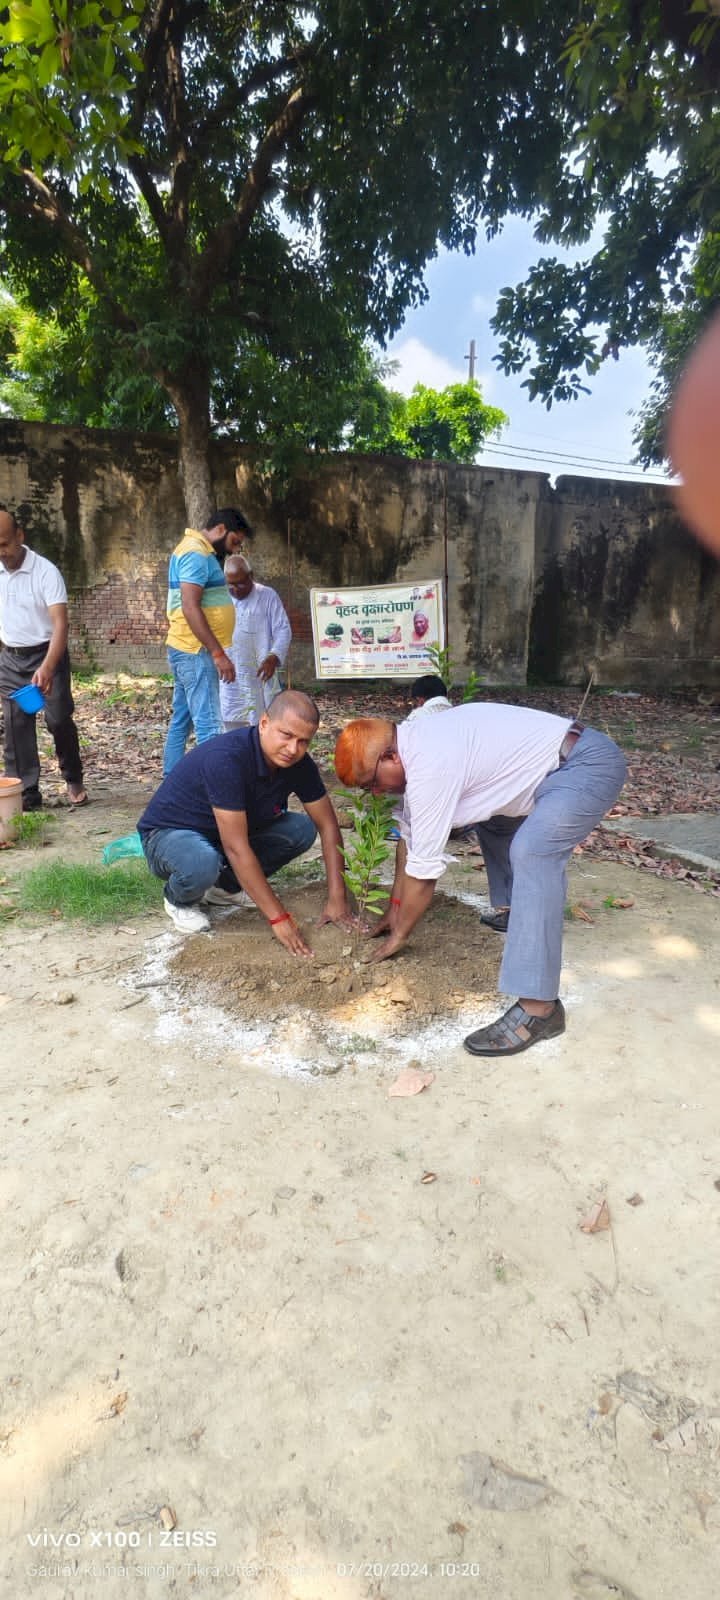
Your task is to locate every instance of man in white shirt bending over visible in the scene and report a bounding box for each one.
[0,508,86,811]
[335,703,626,1059]
[219,555,292,729]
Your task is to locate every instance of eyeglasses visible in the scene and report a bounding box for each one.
[364,748,392,791]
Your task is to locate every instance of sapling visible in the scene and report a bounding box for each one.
[338,789,396,939]
[426,642,483,702]
[426,641,453,684]
[462,669,482,703]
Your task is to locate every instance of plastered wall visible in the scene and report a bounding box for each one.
[1,420,718,687]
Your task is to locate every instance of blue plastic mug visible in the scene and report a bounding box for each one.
[10,683,46,714]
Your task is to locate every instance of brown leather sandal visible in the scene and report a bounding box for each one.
[464,1000,566,1056]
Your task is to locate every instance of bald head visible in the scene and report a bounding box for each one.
[267,689,319,728]
[0,509,25,571]
[225,553,254,600]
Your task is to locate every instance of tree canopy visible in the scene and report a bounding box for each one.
[348,380,507,464]
[0,0,568,518]
[490,0,720,432]
[0,0,716,505]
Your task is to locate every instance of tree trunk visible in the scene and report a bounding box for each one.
[163,362,214,527]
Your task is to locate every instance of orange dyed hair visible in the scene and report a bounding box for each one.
[334,718,390,786]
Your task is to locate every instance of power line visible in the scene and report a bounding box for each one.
[483,438,662,471]
[491,423,651,465]
[479,439,671,480]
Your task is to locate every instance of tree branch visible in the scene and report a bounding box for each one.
[15,170,136,334]
[194,47,313,145]
[127,154,170,245]
[165,14,191,242]
[192,82,314,304]
[129,0,175,141]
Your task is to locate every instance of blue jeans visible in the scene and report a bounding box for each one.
[163,648,222,775]
[141,811,317,906]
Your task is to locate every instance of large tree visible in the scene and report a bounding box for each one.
[348,380,507,464]
[490,0,720,421]
[0,0,571,521]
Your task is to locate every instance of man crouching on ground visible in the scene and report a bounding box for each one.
[334,705,626,1055]
[139,689,352,955]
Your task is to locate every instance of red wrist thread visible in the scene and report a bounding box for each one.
[390,897,401,907]
[269,912,291,926]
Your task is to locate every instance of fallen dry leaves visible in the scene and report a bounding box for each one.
[388,1068,435,1097]
[568,902,595,923]
[579,1198,611,1234]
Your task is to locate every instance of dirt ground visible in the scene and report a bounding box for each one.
[1,746,720,1600]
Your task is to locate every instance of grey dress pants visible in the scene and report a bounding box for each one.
[473,728,626,1001]
[0,644,83,804]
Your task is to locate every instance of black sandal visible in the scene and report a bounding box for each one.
[480,908,510,933]
[464,1000,565,1057]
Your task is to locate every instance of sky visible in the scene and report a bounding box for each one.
[384,216,670,487]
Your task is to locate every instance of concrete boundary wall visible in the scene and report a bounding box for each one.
[1,419,718,687]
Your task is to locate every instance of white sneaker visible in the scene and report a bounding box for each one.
[202,886,253,909]
[163,896,210,933]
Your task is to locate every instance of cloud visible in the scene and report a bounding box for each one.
[385,337,469,395]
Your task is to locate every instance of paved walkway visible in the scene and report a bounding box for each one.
[604,810,720,872]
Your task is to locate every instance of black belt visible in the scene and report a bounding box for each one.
[559,720,586,763]
[2,642,50,655]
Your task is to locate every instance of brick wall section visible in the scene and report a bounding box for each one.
[2,418,719,687]
[286,606,314,644]
[69,571,168,673]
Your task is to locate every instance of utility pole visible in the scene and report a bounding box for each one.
[464,339,476,382]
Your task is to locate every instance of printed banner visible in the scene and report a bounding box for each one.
[310,580,445,679]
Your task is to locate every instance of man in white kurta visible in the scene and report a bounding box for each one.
[219,556,292,728]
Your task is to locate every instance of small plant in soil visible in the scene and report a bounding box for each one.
[337,1031,377,1054]
[426,641,453,684]
[426,642,483,702]
[338,789,396,933]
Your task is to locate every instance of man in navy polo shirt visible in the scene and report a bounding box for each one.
[138,689,351,954]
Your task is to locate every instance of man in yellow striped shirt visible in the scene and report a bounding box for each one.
[163,507,252,773]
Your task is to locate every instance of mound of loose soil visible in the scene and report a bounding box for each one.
[170,880,501,1035]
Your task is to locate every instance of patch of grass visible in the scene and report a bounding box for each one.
[8,810,56,848]
[106,686,141,706]
[274,857,325,884]
[72,668,103,688]
[338,1032,377,1054]
[18,860,163,922]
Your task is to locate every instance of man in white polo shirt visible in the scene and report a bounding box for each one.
[0,508,86,811]
[335,704,626,1058]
